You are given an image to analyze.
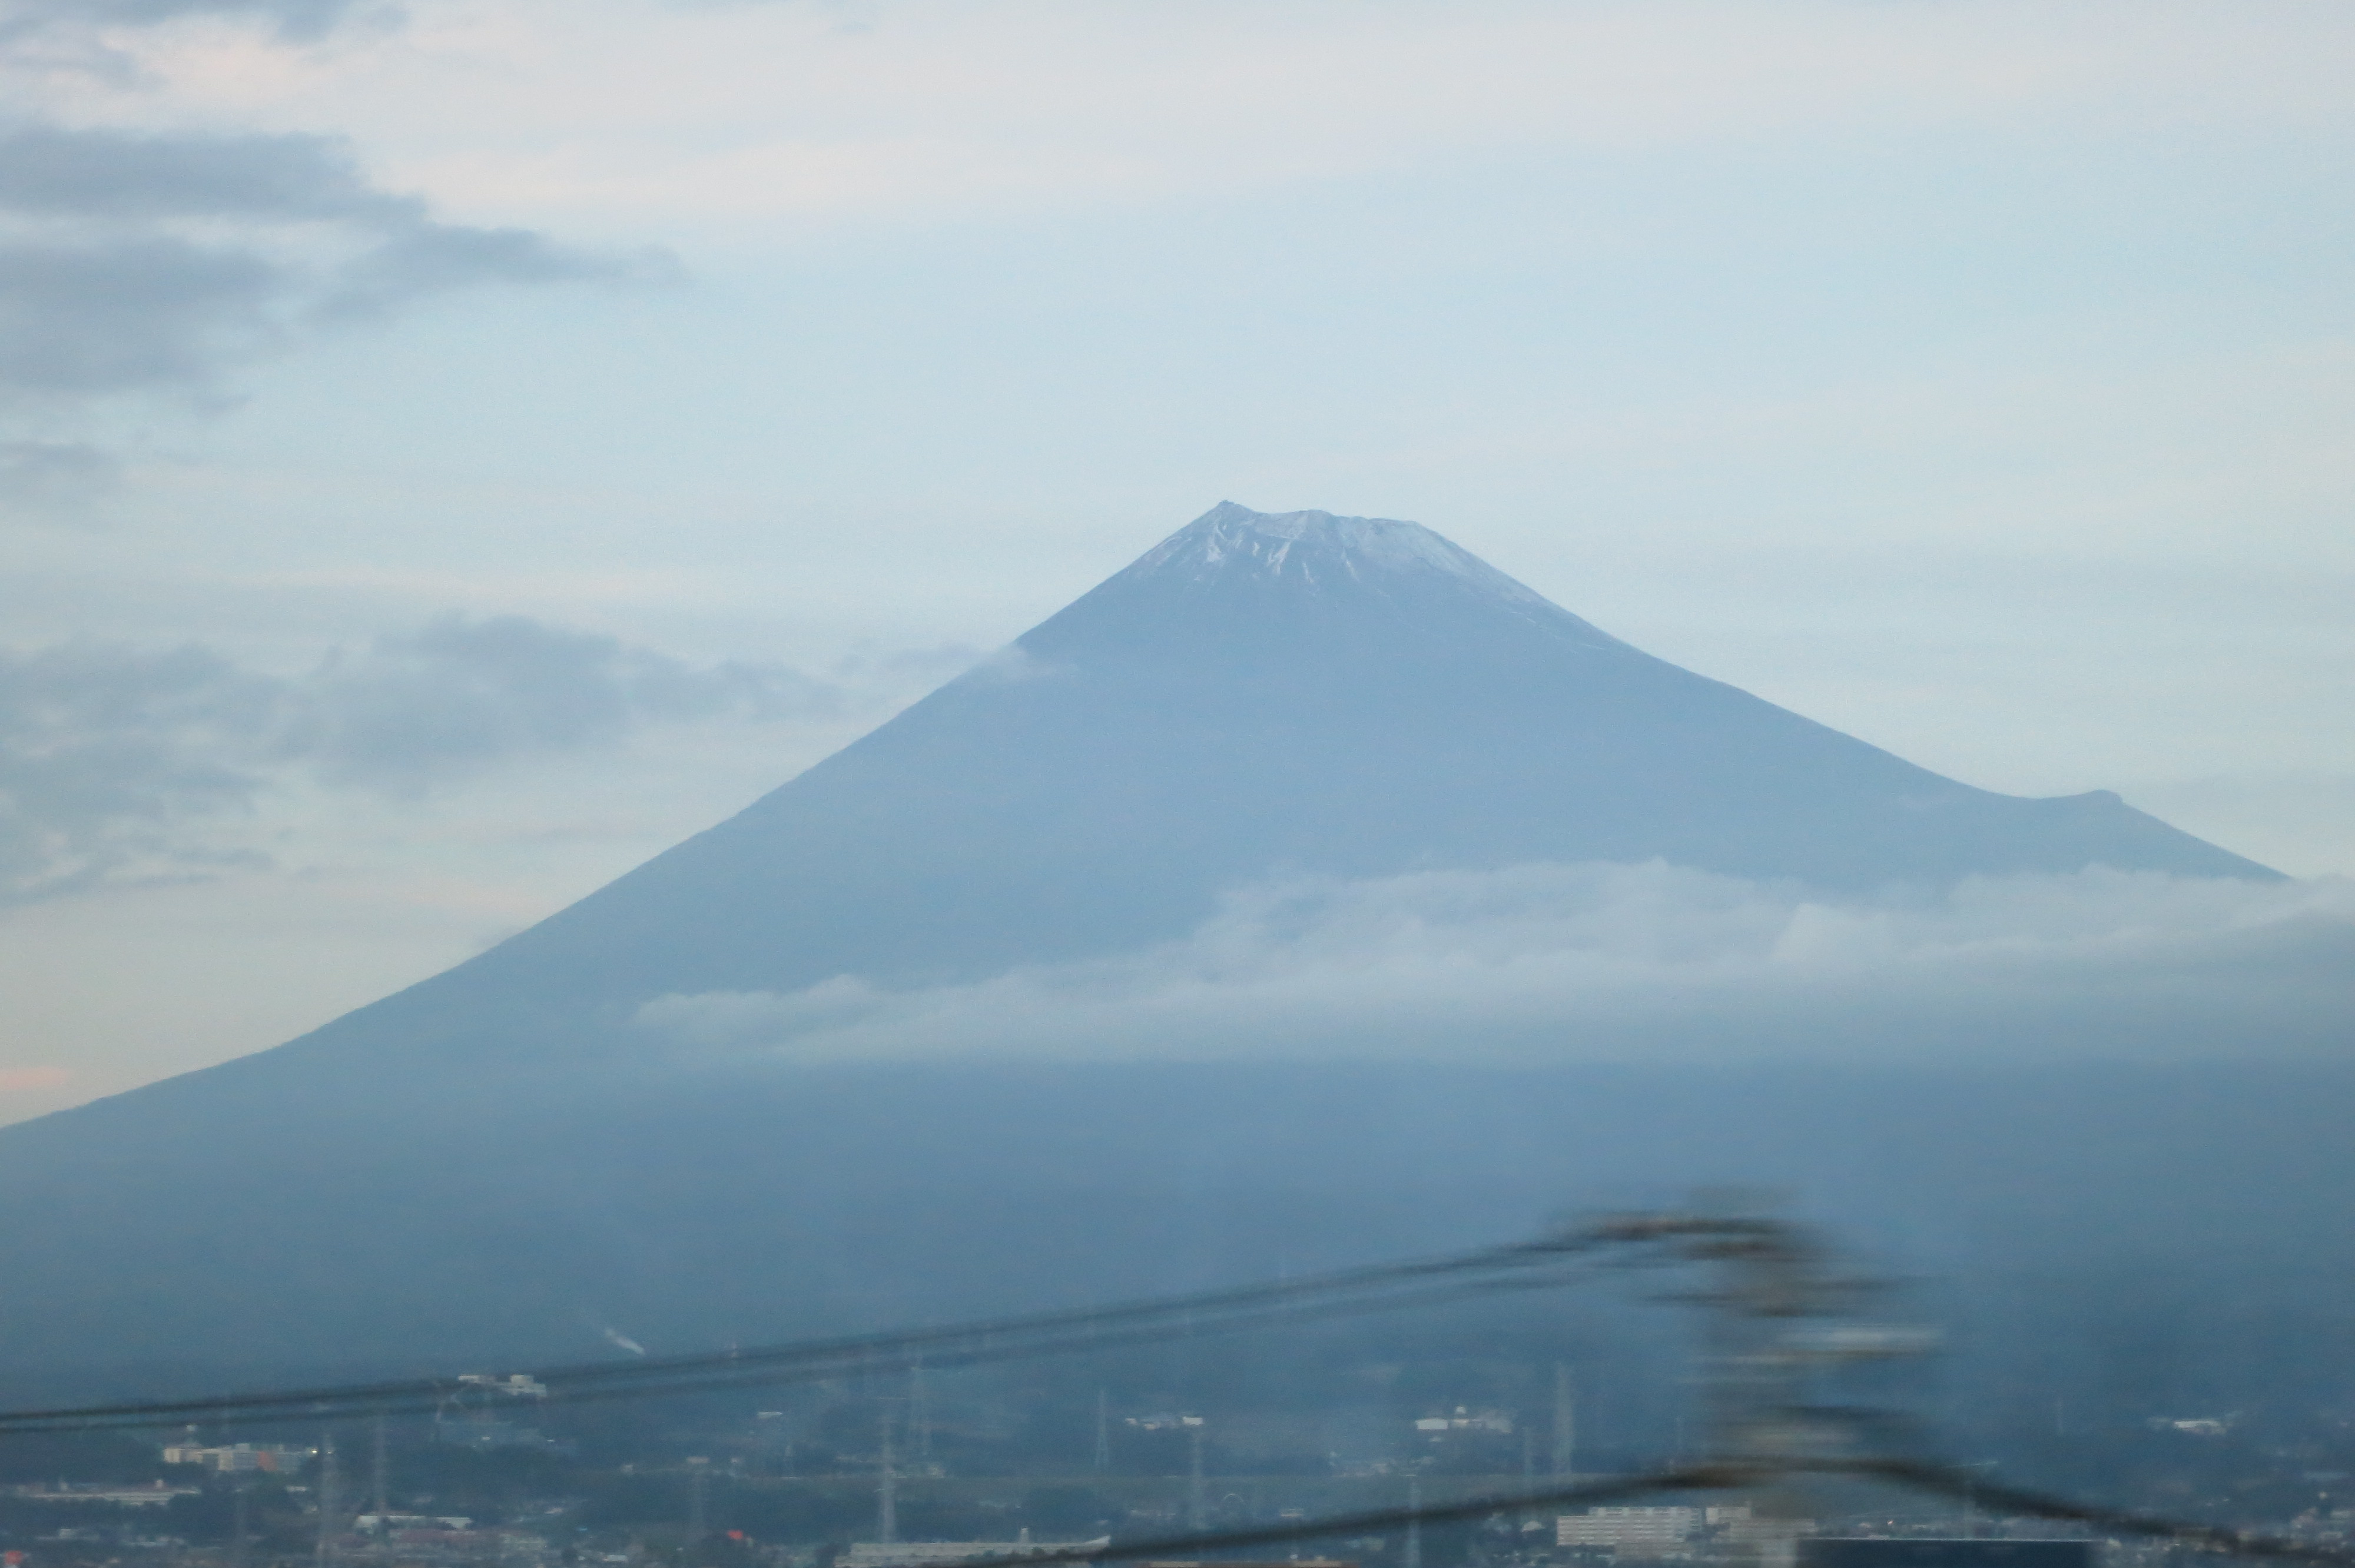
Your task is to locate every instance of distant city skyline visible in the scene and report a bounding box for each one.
[4,1,2353,1121]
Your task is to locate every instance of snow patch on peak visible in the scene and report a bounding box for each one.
[1086,501,1636,657]
[1130,501,1556,612]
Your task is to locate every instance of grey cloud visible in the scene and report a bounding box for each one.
[0,640,280,901]
[0,0,377,44]
[0,439,121,517]
[290,613,844,793]
[0,237,285,396]
[638,862,2355,1067]
[319,224,681,322]
[0,127,669,403]
[0,125,413,223]
[0,124,674,494]
[0,615,853,902]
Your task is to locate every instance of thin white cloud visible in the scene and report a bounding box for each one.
[81,0,2355,235]
[639,862,2355,1066]
[0,438,120,516]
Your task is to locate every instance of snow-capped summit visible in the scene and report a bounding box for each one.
[1125,501,1545,602]
[1039,501,1632,657]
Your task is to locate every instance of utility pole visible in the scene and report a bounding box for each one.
[1185,1422,1206,1532]
[1518,1420,1538,1540]
[1552,1364,1575,1479]
[1404,1473,1422,1568]
[1958,1462,1996,1540]
[686,1456,709,1541]
[372,1412,389,1517]
[878,1407,898,1545]
[1093,1390,1110,1473]
[911,1363,932,1463]
[315,1435,340,1568]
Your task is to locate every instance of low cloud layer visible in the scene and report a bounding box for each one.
[640,861,2355,1067]
[0,614,869,902]
[0,438,119,514]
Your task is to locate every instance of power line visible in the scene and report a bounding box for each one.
[0,1228,1627,1435]
[1830,1459,2355,1568]
[1,1211,1797,1436]
[23,1271,1583,1431]
[0,1268,1586,1435]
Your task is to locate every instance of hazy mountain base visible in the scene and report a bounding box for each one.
[4,1052,2351,1453]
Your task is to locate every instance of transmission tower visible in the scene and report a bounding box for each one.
[686,1456,710,1541]
[1563,1203,1932,1561]
[1552,1363,1575,1479]
[314,1435,340,1568]
[371,1411,389,1517]
[1185,1421,1206,1532]
[878,1407,898,1544]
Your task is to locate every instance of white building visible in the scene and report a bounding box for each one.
[161,1442,315,1473]
[1557,1507,1701,1552]
[7,1481,198,1507]
[842,1537,1110,1568]
[1414,1407,1514,1434]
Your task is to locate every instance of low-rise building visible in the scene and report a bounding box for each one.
[842,1535,1110,1568]
[1558,1506,1701,1553]
[160,1441,314,1473]
[1414,1407,1514,1434]
[6,1481,199,1507]
[1798,1542,2094,1568]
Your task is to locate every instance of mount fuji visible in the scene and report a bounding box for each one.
[0,503,2317,1398]
[238,501,2267,1049]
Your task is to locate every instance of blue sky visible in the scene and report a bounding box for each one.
[3,0,2352,1119]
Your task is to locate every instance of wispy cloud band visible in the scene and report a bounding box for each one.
[639,862,2355,1067]
[0,614,866,902]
